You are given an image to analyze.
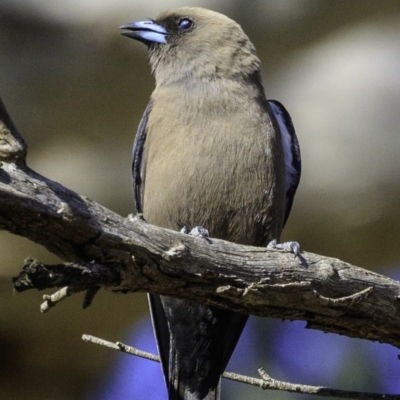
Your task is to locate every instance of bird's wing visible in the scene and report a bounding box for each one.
[132,100,153,214]
[131,100,172,381]
[148,293,171,385]
[268,100,301,227]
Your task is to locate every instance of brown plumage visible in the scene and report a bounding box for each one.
[121,7,295,400]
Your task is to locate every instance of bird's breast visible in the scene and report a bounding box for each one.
[142,86,286,245]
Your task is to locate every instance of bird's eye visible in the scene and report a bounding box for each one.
[177,18,193,30]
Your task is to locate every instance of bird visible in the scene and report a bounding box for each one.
[121,7,301,400]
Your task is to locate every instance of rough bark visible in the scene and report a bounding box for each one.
[2,97,400,349]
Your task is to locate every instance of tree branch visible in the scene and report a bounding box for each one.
[2,96,400,349]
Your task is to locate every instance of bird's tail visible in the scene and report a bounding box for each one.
[150,294,248,400]
[168,348,221,400]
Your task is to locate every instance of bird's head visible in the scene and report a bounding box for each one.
[121,7,261,85]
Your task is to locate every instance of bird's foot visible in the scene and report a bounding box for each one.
[267,239,301,258]
[180,226,211,242]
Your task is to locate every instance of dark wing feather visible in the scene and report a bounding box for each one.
[131,101,172,382]
[268,100,301,227]
[148,293,171,385]
[132,100,153,214]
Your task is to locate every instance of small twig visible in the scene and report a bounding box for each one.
[82,334,159,361]
[82,334,400,399]
[41,286,83,313]
[256,368,386,399]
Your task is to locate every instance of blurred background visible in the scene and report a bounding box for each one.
[1,0,400,399]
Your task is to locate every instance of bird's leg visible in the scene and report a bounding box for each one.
[267,239,301,258]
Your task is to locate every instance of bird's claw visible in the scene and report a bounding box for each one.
[190,226,210,238]
[180,225,211,243]
[267,239,301,258]
[180,226,190,234]
[180,225,210,239]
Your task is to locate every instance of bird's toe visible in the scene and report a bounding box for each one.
[267,239,301,258]
[189,226,210,238]
[180,225,210,239]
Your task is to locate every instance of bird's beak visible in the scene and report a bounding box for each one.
[120,21,167,45]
